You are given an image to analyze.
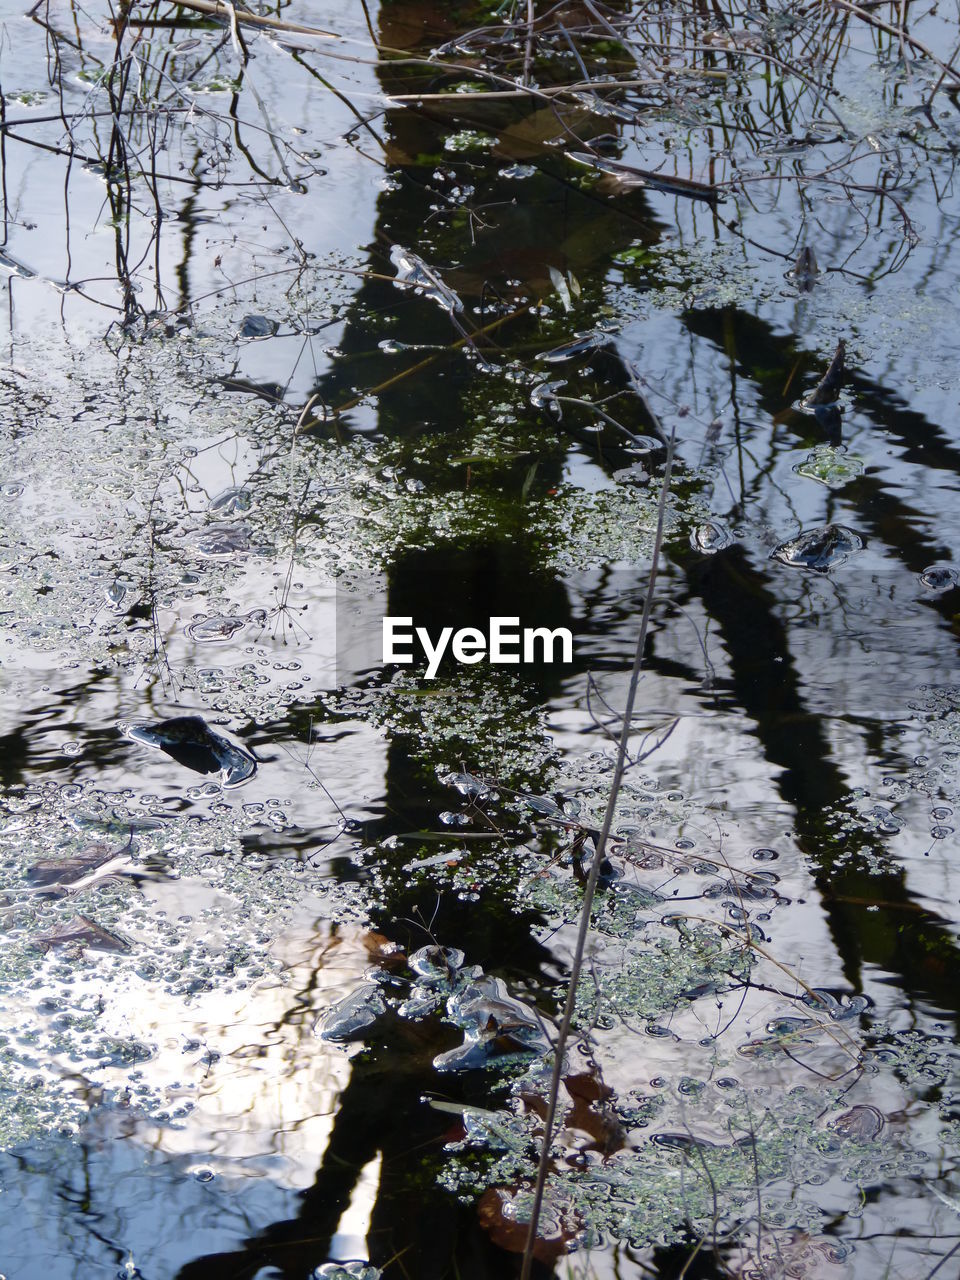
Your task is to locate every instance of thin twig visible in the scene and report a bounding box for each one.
[924,1237,960,1280]
[897,0,911,76]
[925,34,960,106]
[157,0,338,40]
[523,0,536,88]
[519,434,676,1280]
[826,0,960,86]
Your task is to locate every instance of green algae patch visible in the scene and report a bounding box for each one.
[444,130,499,153]
[614,238,769,312]
[0,296,696,715]
[346,667,554,781]
[794,446,865,489]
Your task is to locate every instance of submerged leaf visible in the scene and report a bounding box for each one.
[27,833,132,889]
[126,715,257,787]
[237,314,278,340]
[477,1188,577,1263]
[548,266,574,313]
[566,151,720,202]
[33,914,131,953]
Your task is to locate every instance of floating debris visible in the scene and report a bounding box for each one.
[410,944,466,983]
[33,914,131,953]
[612,462,648,485]
[652,1131,718,1151]
[219,375,286,403]
[444,770,496,801]
[690,520,733,553]
[315,982,388,1042]
[435,975,551,1071]
[625,435,666,455]
[565,151,720,202]
[764,1015,818,1039]
[798,988,870,1018]
[378,338,445,354]
[312,1264,381,1280]
[104,579,128,611]
[125,715,257,787]
[804,338,846,407]
[536,331,606,363]
[185,614,246,643]
[208,485,254,515]
[400,945,479,1019]
[188,523,251,558]
[438,809,471,826]
[0,248,38,279]
[143,310,192,339]
[787,245,820,291]
[771,524,863,572]
[521,792,567,820]
[237,314,278,340]
[530,379,566,420]
[703,876,780,903]
[390,245,463,315]
[832,1104,884,1140]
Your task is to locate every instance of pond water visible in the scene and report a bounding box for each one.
[2,0,960,1277]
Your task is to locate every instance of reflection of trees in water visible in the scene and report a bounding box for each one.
[666,305,960,1005]
[174,0,960,1274]
[172,6,672,1277]
[12,0,956,1275]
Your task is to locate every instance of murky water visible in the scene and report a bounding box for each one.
[2,0,960,1276]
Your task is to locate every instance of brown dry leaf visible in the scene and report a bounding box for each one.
[477,1187,577,1262]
